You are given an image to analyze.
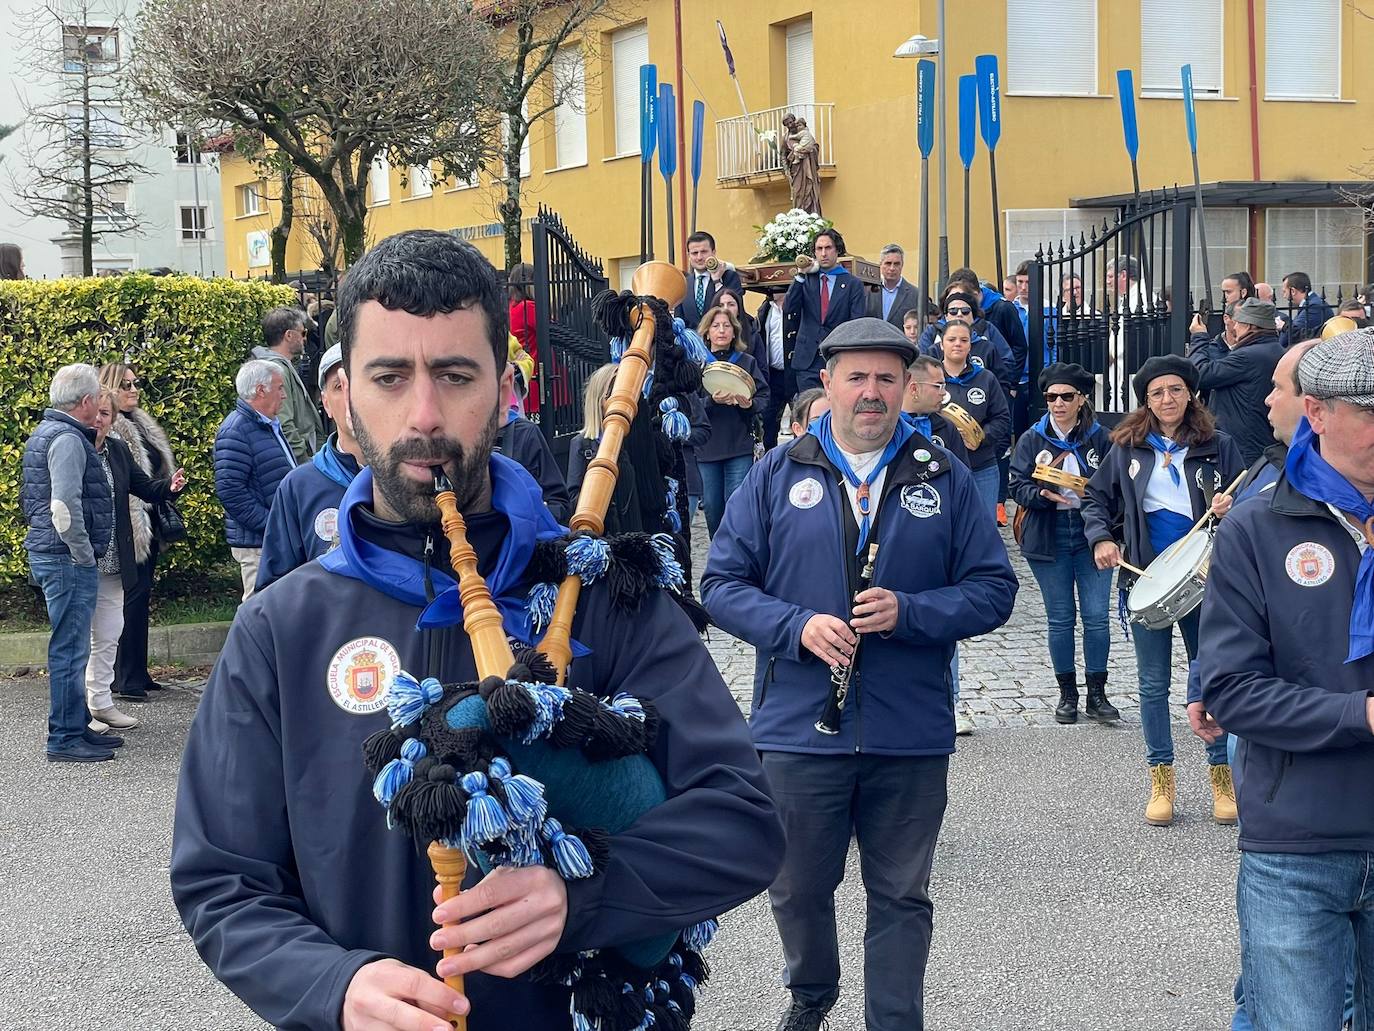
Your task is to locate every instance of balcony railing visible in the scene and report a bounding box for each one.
[715,103,835,186]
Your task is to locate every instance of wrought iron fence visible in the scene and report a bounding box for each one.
[531,206,611,461]
[715,103,835,184]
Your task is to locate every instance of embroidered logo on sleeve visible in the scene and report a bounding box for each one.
[789,477,824,510]
[1285,542,1335,588]
[326,637,401,714]
[314,507,339,543]
[900,483,941,518]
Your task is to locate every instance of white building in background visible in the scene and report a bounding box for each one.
[0,3,225,278]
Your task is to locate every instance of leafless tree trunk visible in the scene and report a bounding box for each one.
[6,1,152,275]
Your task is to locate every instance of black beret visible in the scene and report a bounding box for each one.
[818,316,919,364]
[1038,362,1095,397]
[1133,354,1200,406]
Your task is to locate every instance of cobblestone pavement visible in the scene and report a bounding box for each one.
[689,510,1191,730]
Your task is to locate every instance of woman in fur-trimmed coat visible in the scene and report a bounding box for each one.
[101,363,179,702]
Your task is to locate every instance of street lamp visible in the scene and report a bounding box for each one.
[896,21,948,287]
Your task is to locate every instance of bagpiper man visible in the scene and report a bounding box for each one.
[171,231,784,1031]
[1201,328,1374,1030]
[702,317,1017,1031]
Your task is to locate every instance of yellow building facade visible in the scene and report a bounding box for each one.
[219,0,1372,293]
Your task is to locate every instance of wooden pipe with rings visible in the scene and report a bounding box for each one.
[535,261,685,682]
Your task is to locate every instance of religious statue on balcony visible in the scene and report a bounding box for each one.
[781,113,822,216]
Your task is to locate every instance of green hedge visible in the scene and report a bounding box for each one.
[0,274,298,586]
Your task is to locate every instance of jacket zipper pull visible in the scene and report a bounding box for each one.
[422,533,436,604]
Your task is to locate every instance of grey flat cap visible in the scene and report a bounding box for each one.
[817,316,919,364]
[317,343,344,391]
[1298,329,1374,408]
[1233,297,1278,329]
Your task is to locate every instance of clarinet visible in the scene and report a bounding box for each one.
[815,542,879,735]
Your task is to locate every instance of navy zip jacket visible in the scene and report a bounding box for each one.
[1188,330,1284,464]
[701,432,1017,756]
[255,435,361,591]
[699,350,769,462]
[171,456,783,1030]
[494,414,570,523]
[981,285,1030,380]
[1200,474,1374,853]
[942,366,1011,470]
[1007,419,1113,562]
[1082,431,1245,590]
[918,321,1017,396]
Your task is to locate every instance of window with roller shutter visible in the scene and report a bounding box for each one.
[1140,0,1223,95]
[611,24,648,158]
[1007,0,1097,96]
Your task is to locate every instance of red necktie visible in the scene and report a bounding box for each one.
[820,274,831,321]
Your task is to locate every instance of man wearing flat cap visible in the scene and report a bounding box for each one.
[703,317,1017,1031]
[1201,328,1374,1029]
[1189,297,1286,464]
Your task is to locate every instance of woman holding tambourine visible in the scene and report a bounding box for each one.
[1081,355,1244,828]
[1008,362,1117,727]
[939,319,1010,518]
[696,304,769,538]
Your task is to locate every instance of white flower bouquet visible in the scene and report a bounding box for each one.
[750,208,833,263]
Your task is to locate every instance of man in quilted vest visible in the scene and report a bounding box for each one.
[21,363,118,763]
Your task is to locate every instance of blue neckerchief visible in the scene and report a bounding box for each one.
[819,266,844,277]
[320,457,580,652]
[505,406,520,426]
[1285,418,1374,663]
[706,348,742,365]
[1146,432,1185,487]
[311,435,359,489]
[901,411,932,439]
[809,411,915,554]
[945,365,981,387]
[1033,414,1100,456]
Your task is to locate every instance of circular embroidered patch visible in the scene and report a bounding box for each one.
[789,477,824,510]
[1285,542,1335,588]
[313,507,339,543]
[1036,449,1054,467]
[967,387,986,406]
[326,636,401,714]
[1128,458,1141,479]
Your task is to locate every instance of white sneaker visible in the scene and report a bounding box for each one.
[955,713,975,736]
[92,706,140,730]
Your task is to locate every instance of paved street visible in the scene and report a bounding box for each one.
[0,525,1234,1030]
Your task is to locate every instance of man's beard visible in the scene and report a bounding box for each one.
[351,402,500,524]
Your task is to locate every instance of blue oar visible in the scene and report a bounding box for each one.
[916,59,936,324]
[639,65,657,264]
[1181,65,1212,313]
[658,83,678,265]
[689,100,705,234]
[975,54,1004,284]
[958,74,977,268]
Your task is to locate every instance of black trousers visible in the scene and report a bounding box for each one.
[762,750,950,1030]
[114,544,157,692]
[762,367,790,450]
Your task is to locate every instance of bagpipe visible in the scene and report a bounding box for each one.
[362,263,721,1031]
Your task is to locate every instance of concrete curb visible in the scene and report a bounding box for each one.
[0,620,229,672]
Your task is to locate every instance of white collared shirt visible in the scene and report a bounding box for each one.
[766,303,784,370]
[1141,439,1192,517]
[837,445,888,528]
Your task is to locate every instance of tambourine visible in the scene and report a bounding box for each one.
[1032,464,1090,494]
[941,401,985,451]
[703,361,756,401]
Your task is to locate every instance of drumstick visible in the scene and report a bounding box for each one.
[1118,559,1152,578]
[1176,469,1249,550]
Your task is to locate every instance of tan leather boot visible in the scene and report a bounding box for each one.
[1210,764,1238,825]
[1145,764,1175,826]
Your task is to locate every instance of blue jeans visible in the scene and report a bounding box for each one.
[28,552,99,751]
[701,454,753,538]
[1132,608,1228,766]
[1237,850,1370,1029]
[970,464,1000,520]
[1025,511,1113,675]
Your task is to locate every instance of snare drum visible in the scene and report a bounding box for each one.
[702,361,756,402]
[1032,464,1091,494]
[1126,531,1214,630]
[941,401,985,451]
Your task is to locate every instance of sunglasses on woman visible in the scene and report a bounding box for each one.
[1044,390,1079,403]
[120,378,140,389]
[945,305,973,316]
